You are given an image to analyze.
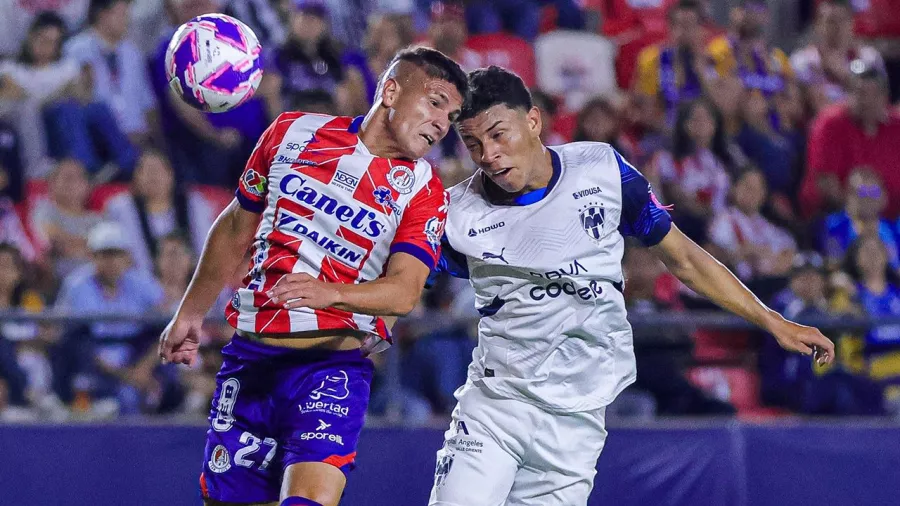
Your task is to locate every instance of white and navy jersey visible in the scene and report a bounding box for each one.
[435,142,672,413]
[228,112,447,336]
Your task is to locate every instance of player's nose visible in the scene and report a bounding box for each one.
[431,116,450,138]
[481,141,501,165]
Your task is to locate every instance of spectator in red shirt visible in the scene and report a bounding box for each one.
[801,61,900,219]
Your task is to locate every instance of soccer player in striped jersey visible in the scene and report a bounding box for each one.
[158,47,466,506]
[425,66,835,505]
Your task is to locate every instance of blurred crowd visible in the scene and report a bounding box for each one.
[1,0,900,424]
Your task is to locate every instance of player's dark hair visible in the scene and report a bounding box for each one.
[668,0,703,22]
[458,66,532,122]
[18,11,67,64]
[385,46,468,100]
[530,89,558,117]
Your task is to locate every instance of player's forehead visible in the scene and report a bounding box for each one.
[457,104,523,137]
[418,73,464,107]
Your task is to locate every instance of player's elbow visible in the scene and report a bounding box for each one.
[382,286,421,317]
[388,294,419,317]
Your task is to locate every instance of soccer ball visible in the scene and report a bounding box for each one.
[165,13,263,113]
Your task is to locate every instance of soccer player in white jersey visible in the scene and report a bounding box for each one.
[158,47,466,506]
[425,66,836,506]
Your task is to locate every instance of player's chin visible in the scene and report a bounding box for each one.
[402,137,433,159]
[487,174,522,194]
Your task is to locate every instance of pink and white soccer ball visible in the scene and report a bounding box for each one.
[165,13,263,113]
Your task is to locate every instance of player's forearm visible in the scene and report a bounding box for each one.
[176,202,255,318]
[332,277,421,317]
[656,232,783,332]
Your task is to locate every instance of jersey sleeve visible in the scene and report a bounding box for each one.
[425,234,470,288]
[615,150,673,247]
[234,115,285,213]
[390,175,448,270]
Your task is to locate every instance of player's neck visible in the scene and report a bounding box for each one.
[521,147,554,193]
[358,108,408,160]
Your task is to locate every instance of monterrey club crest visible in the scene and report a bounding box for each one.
[579,204,606,241]
[388,166,415,194]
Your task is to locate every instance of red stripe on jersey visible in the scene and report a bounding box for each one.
[225,304,239,327]
[318,227,374,284]
[314,306,359,332]
[314,226,376,332]
[292,118,359,184]
[254,227,302,333]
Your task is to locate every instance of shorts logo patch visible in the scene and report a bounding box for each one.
[208,445,232,473]
[309,370,349,400]
[299,400,349,417]
[212,378,240,432]
[300,432,344,445]
[317,419,332,431]
[434,449,454,488]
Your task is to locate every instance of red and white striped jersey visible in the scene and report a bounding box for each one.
[225,112,448,336]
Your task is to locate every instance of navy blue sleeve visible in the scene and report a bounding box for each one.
[615,150,673,247]
[425,235,469,288]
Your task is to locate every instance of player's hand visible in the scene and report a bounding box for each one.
[159,314,204,366]
[268,273,342,310]
[768,317,835,367]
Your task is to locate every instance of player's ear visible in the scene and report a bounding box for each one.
[381,78,399,108]
[526,106,542,139]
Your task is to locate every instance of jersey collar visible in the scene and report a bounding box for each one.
[348,115,364,134]
[483,147,562,206]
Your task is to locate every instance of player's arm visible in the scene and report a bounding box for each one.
[612,148,834,365]
[650,226,832,365]
[271,252,430,316]
[271,176,450,317]
[159,200,259,365]
[159,115,284,365]
[175,200,259,317]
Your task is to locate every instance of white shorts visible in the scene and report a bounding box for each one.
[428,381,608,506]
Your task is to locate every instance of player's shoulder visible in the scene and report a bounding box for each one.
[267,111,352,144]
[444,172,485,211]
[552,141,621,171]
[272,110,347,127]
